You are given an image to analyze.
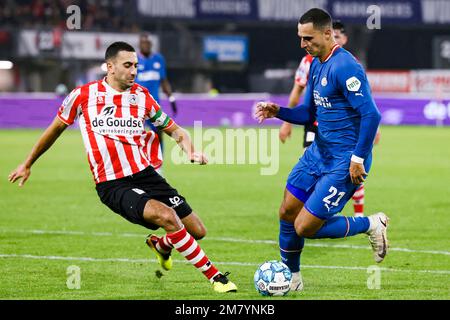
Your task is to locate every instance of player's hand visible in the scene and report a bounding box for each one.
[255,102,280,123]
[8,164,31,187]
[170,100,178,118]
[190,152,208,165]
[349,161,367,185]
[279,122,292,143]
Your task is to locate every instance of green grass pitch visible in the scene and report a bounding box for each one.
[0,126,449,300]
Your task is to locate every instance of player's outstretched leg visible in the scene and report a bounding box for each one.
[312,213,389,263]
[352,184,365,217]
[295,208,389,263]
[163,227,238,293]
[143,199,237,293]
[146,211,208,271]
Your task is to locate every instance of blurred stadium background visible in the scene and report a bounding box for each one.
[0,0,449,300]
[1,0,450,127]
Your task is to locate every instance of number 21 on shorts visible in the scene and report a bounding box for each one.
[323,186,345,212]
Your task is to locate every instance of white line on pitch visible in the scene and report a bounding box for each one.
[1,228,449,256]
[0,253,449,275]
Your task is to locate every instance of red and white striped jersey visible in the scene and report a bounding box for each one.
[57,78,175,184]
[294,54,314,88]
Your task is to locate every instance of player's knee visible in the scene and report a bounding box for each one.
[192,225,207,240]
[159,208,179,229]
[187,221,207,240]
[182,212,207,240]
[143,200,181,231]
[294,220,316,238]
[279,204,298,223]
[278,205,287,218]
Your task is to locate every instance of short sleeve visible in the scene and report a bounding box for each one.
[335,59,373,109]
[57,87,81,125]
[144,89,174,130]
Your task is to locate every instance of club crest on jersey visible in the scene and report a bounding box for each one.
[346,76,361,92]
[128,94,137,105]
[153,62,161,69]
[321,77,328,86]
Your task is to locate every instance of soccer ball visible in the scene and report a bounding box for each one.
[254,260,292,296]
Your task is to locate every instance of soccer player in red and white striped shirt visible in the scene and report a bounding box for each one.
[8,41,237,293]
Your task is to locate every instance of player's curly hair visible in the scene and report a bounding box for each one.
[299,8,332,30]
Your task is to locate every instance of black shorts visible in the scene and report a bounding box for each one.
[303,123,318,148]
[95,166,193,230]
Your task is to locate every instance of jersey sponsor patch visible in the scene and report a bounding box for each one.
[346,76,361,92]
[102,105,116,116]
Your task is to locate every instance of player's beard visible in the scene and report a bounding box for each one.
[119,77,135,91]
[306,49,317,57]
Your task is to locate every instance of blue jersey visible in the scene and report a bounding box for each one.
[279,45,381,218]
[136,53,167,103]
[278,45,380,161]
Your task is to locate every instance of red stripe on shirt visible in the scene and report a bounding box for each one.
[67,93,81,123]
[81,83,106,183]
[113,95,122,117]
[144,89,160,116]
[150,133,162,168]
[104,137,124,180]
[129,87,139,117]
[117,135,140,174]
[97,81,106,114]
[134,135,150,168]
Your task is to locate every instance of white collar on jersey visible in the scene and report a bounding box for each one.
[102,77,132,94]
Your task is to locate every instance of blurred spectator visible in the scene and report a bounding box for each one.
[54,83,68,96]
[0,0,134,31]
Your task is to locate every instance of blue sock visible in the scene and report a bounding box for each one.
[279,220,304,273]
[311,216,370,239]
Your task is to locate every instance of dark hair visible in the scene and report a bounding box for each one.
[140,33,151,41]
[332,21,346,34]
[105,41,135,61]
[299,8,332,30]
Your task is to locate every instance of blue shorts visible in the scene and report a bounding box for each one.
[287,144,372,220]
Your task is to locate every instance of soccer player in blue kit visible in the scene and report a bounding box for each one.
[255,8,389,291]
[136,33,178,157]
